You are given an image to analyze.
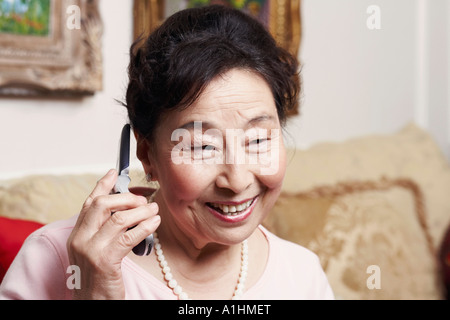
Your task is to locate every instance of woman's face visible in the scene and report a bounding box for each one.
[141,68,286,247]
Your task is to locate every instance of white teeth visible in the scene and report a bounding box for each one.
[209,199,254,216]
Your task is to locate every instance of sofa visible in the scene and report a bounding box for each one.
[1,123,449,299]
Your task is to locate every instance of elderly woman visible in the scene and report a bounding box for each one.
[0,5,333,300]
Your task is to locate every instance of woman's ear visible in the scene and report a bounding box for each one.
[134,130,152,173]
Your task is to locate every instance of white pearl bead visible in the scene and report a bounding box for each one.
[174,285,183,295]
[179,292,189,300]
[162,266,171,273]
[168,279,178,288]
[164,272,173,281]
[159,260,168,267]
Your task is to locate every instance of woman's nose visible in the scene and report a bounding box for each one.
[215,164,254,194]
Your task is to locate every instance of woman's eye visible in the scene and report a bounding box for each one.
[251,139,266,145]
[191,145,217,159]
[249,138,268,146]
[192,145,215,151]
[248,138,269,153]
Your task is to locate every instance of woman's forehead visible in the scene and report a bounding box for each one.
[182,69,275,116]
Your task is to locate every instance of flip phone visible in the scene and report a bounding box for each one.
[113,124,154,256]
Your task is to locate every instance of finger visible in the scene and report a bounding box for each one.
[112,213,161,258]
[72,169,118,234]
[68,193,151,265]
[77,169,118,225]
[83,169,118,209]
[97,202,160,258]
[95,202,159,241]
[80,192,149,235]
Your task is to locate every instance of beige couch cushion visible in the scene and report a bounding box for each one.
[264,178,443,299]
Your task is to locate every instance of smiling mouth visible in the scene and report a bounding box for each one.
[206,197,256,216]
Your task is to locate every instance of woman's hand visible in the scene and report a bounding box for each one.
[67,169,160,300]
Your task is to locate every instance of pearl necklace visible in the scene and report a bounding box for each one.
[153,232,249,300]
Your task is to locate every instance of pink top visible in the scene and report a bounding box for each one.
[0,215,334,300]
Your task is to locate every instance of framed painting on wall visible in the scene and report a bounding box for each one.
[0,0,103,97]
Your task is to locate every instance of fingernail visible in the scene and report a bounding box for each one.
[107,169,116,176]
[148,202,159,211]
[150,214,161,224]
[139,196,148,204]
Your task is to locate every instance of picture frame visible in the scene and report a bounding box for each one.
[0,0,103,97]
[133,0,301,115]
[133,0,301,57]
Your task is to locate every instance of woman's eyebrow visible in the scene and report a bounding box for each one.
[178,115,275,131]
[178,121,215,131]
[248,115,276,126]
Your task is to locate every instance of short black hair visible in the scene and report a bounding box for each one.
[124,5,300,141]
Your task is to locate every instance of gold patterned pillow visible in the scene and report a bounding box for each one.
[264,178,445,300]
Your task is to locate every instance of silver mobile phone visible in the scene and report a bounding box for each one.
[114,124,153,256]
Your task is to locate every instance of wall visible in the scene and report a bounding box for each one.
[286,0,450,162]
[424,0,450,161]
[0,0,449,179]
